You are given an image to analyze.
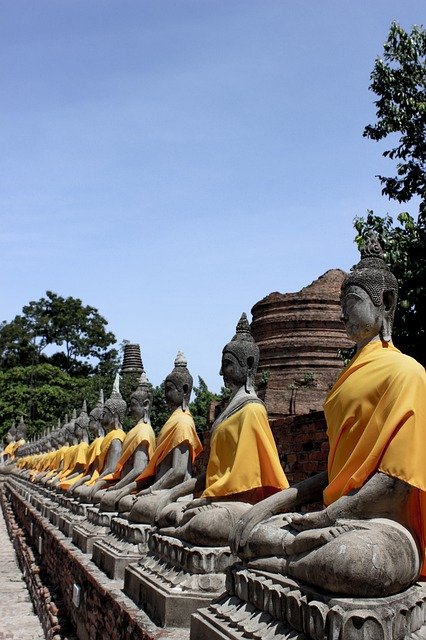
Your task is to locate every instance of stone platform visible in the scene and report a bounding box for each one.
[2,476,191,640]
[191,565,426,640]
[72,505,113,554]
[92,516,150,580]
[124,532,238,628]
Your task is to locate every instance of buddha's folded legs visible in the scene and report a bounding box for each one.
[160,501,253,546]
[246,517,421,597]
[129,490,177,524]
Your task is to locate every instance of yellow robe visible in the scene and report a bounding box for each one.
[44,445,69,479]
[60,436,104,490]
[85,429,126,485]
[202,401,289,500]
[135,409,202,483]
[58,442,89,489]
[324,341,426,578]
[102,420,156,482]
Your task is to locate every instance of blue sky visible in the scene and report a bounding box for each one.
[1,1,424,392]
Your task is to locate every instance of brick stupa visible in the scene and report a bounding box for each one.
[251,269,352,418]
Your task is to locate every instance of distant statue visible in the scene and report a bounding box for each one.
[59,401,90,491]
[68,390,105,494]
[116,352,203,522]
[95,372,156,511]
[154,313,289,546]
[75,376,126,503]
[230,237,426,597]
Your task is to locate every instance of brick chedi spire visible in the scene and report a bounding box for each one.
[251,269,352,418]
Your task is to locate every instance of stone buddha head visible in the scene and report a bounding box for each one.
[89,389,104,436]
[102,374,127,431]
[75,400,90,441]
[16,416,27,441]
[5,422,17,444]
[164,351,193,411]
[341,235,398,347]
[63,409,78,444]
[221,313,260,395]
[129,371,153,424]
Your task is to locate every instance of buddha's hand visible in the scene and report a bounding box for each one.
[287,509,334,532]
[284,526,339,555]
[153,491,175,526]
[229,502,275,556]
[182,497,210,511]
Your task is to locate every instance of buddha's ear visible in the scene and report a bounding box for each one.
[381,290,396,342]
[383,290,396,312]
[246,356,255,372]
[142,398,151,424]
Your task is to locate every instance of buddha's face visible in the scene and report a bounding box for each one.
[128,396,144,421]
[341,285,383,346]
[74,424,83,440]
[101,406,115,430]
[164,378,184,408]
[88,415,100,435]
[220,351,246,392]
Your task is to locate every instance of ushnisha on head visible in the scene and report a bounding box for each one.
[221,313,260,395]
[164,351,193,412]
[341,234,398,346]
[102,374,127,430]
[129,371,153,423]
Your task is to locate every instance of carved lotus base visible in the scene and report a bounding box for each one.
[190,566,426,640]
[72,519,111,554]
[58,511,86,537]
[123,532,238,628]
[91,517,150,580]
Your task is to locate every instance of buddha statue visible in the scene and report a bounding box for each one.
[49,411,78,486]
[59,401,91,491]
[117,351,202,523]
[76,375,127,503]
[154,314,289,546]
[2,422,18,463]
[68,390,105,494]
[95,371,156,511]
[230,236,426,597]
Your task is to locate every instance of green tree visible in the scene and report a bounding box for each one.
[189,377,220,432]
[0,291,118,375]
[0,293,120,438]
[363,22,426,211]
[354,23,426,365]
[150,383,170,434]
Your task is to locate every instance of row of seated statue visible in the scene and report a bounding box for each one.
[2,236,426,625]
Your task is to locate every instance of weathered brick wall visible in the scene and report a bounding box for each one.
[270,410,328,485]
[193,410,328,488]
[5,483,161,640]
[0,483,74,640]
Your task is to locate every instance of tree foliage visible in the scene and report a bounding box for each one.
[354,23,426,366]
[0,293,119,438]
[363,22,426,211]
[0,291,118,375]
[189,377,220,432]
[0,364,114,440]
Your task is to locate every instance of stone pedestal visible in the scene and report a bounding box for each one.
[58,500,88,537]
[92,516,150,580]
[72,505,112,554]
[190,565,426,640]
[124,532,238,628]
